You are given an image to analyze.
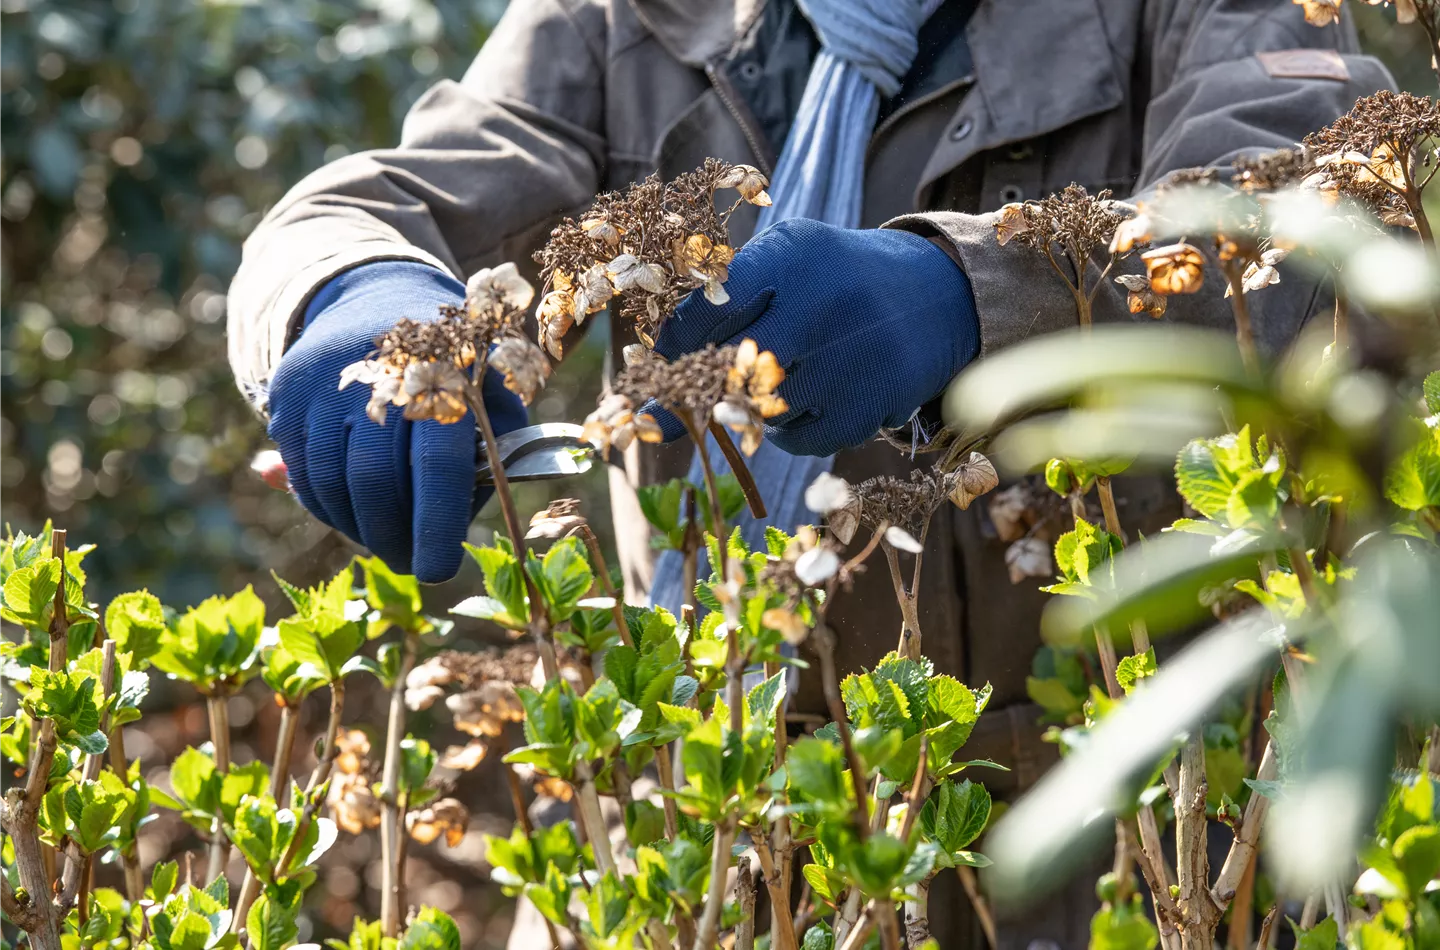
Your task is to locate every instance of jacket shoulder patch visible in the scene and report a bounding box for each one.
[1256,48,1350,82]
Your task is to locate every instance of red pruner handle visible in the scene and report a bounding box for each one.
[251,449,293,494]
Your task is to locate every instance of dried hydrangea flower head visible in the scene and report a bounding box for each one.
[1293,0,1426,28]
[1141,242,1207,295]
[994,184,1144,328]
[402,646,535,774]
[588,341,787,456]
[1114,274,1168,317]
[339,262,551,424]
[851,466,968,536]
[1304,90,1440,236]
[535,159,771,352]
[406,797,470,848]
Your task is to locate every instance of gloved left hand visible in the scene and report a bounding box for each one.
[652,219,980,457]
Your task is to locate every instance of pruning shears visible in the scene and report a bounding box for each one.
[251,423,607,495]
[474,422,603,486]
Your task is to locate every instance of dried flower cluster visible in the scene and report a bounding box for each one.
[1303,90,1440,231]
[995,185,1132,267]
[405,647,533,773]
[584,340,787,455]
[328,729,381,835]
[1292,0,1425,27]
[534,159,770,353]
[340,263,552,423]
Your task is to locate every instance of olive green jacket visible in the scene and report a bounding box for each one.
[229,0,1390,799]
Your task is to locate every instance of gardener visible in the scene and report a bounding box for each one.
[230,0,1390,943]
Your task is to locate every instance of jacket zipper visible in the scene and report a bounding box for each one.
[705,62,776,177]
[867,73,976,162]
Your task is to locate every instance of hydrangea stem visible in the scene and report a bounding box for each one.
[233,702,302,932]
[205,693,233,883]
[464,380,559,681]
[692,818,736,950]
[380,633,418,936]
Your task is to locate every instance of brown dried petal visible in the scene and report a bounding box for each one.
[1141,243,1206,295]
[573,262,616,318]
[1109,214,1152,255]
[994,203,1030,246]
[466,262,535,318]
[1005,537,1053,584]
[580,216,623,247]
[763,607,810,646]
[950,452,999,510]
[438,740,489,771]
[407,797,469,848]
[402,361,469,424]
[490,336,552,405]
[987,484,1034,543]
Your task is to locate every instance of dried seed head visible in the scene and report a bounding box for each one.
[401,360,469,424]
[527,498,587,540]
[489,336,552,405]
[329,771,382,835]
[1001,184,1129,269]
[714,163,772,205]
[1115,273,1168,317]
[988,483,1036,542]
[950,452,1000,509]
[466,263,535,321]
[535,160,760,348]
[852,466,964,536]
[763,606,810,645]
[1142,242,1206,295]
[334,729,372,776]
[437,740,488,772]
[407,797,469,847]
[1304,90,1440,226]
[1005,537,1053,584]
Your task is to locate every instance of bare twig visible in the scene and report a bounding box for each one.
[736,857,757,950]
[380,633,418,936]
[204,693,233,883]
[707,419,766,518]
[1213,741,1276,907]
[692,818,736,950]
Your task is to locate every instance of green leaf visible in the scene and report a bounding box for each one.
[359,558,426,636]
[23,666,102,745]
[400,737,436,794]
[399,907,461,950]
[169,747,219,813]
[747,671,786,726]
[1291,917,1338,950]
[220,762,270,822]
[104,590,166,667]
[246,894,298,950]
[637,479,684,535]
[461,543,528,630]
[529,538,593,624]
[0,557,61,630]
[1115,649,1157,694]
[1384,422,1440,512]
[1424,371,1440,415]
[1175,429,1255,522]
[919,779,991,854]
[150,860,179,901]
[1089,899,1159,950]
[786,737,847,807]
[624,799,666,847]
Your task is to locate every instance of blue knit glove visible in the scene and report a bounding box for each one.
[267,261,528,582]
[651,219,980,457]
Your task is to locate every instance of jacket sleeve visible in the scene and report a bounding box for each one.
[227,0,607,411]
[886,0,1395,361]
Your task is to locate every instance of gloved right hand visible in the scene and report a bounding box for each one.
[266,261,528,582]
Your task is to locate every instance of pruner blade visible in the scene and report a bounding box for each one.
[475,422,609,486]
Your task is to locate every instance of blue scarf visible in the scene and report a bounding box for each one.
[650,0,946,614]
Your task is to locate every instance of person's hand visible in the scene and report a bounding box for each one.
[652,219,979,457]
[267,261,527,582]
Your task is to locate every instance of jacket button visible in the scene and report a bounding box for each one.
[999,184,1025,202]
[737,61,763,81]
[950,117,974,141]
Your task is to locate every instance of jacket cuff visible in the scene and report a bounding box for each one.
[227,242,452,415]
[883,211,1079,358]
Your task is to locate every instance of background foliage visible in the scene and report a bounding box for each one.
[0,0,610,612]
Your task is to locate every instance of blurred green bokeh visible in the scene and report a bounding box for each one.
[0,0,612,608]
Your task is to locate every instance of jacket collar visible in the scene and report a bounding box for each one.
[627,0,767,66]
